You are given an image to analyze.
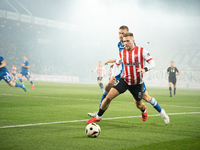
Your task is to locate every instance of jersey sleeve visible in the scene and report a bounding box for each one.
[115,52,122,65]
[143,49,153,62]
[93,67,97,72]
[167,67,170,72]
[176,67,179,73]
[143,49,155,71]
[115,58,122,65]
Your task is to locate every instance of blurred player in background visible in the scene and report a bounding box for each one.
[92,61,106,91]
[18,56,34,89]
[167,61,179,97]
[88,25,169,124]
[10,64,17,82]
[0,56,26,91]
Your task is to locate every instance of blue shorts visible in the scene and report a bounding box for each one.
[0,70,12,83]
[143,82,147,93]
[20,71,31,79]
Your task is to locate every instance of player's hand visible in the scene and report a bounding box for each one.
[21,64,24,67]
[103,74,105,76]
[104,61,109,65]
[137,68,146,73]
[92,70,93,72]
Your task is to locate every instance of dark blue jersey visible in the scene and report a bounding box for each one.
[118,42,125,52]
[21,61,29,73]
[0,56,8,72]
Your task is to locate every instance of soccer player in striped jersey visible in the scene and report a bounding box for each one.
[87,32,151,124]
[92,61,106,91]
[0,56,26,91]
[87,31,169,124]
[10,64,17,82]
[18,56,34,89]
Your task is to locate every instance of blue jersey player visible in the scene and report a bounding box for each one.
[18,56,34,89]
[0,56,26,91]
[87,25,169,124]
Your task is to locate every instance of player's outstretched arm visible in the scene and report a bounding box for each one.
[105,59,117,65]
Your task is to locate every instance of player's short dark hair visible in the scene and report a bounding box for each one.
[119,25,129,31]
[123,32,134,38]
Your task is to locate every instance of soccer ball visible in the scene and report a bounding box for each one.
[85,123,101,138]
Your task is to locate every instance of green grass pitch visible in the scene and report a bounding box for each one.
[0,81,200,150]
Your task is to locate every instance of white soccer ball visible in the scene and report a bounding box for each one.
[85,123,101,138]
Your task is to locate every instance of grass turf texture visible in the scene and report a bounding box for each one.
[0,81,200,150]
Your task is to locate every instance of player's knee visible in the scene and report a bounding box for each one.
[105,95,113,103]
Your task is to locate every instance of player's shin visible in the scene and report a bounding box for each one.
[13,82,23,88]
[149,97,162,113]
[99,90,109,108]
[30,80,33,85]
[19,77,23,83]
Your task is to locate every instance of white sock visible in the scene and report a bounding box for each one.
[96,115,102,120]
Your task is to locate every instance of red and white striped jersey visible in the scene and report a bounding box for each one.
[115,46,153,85]
[94,66,106,77]
[11,66,16,73]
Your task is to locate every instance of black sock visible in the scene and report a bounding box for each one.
[141,108,146,113]
[174,88,176,94]
[99,82,103,89]
[101,83,104,89]
[169,87,172,93]
[97,109,105,116]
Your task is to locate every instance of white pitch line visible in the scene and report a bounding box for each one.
[0,112,199,129]
[1,94,200,109]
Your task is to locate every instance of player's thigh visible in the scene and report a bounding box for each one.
[105,78,116,91]
[2,71,12,83]
[106,88,120,101]
[128,84,143,101]
[172,78,176,85]
[169,82,172,87]
[7,81,13,86]
[18,73,22,78]
[25,72,31,80]
[112,78,128,95]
